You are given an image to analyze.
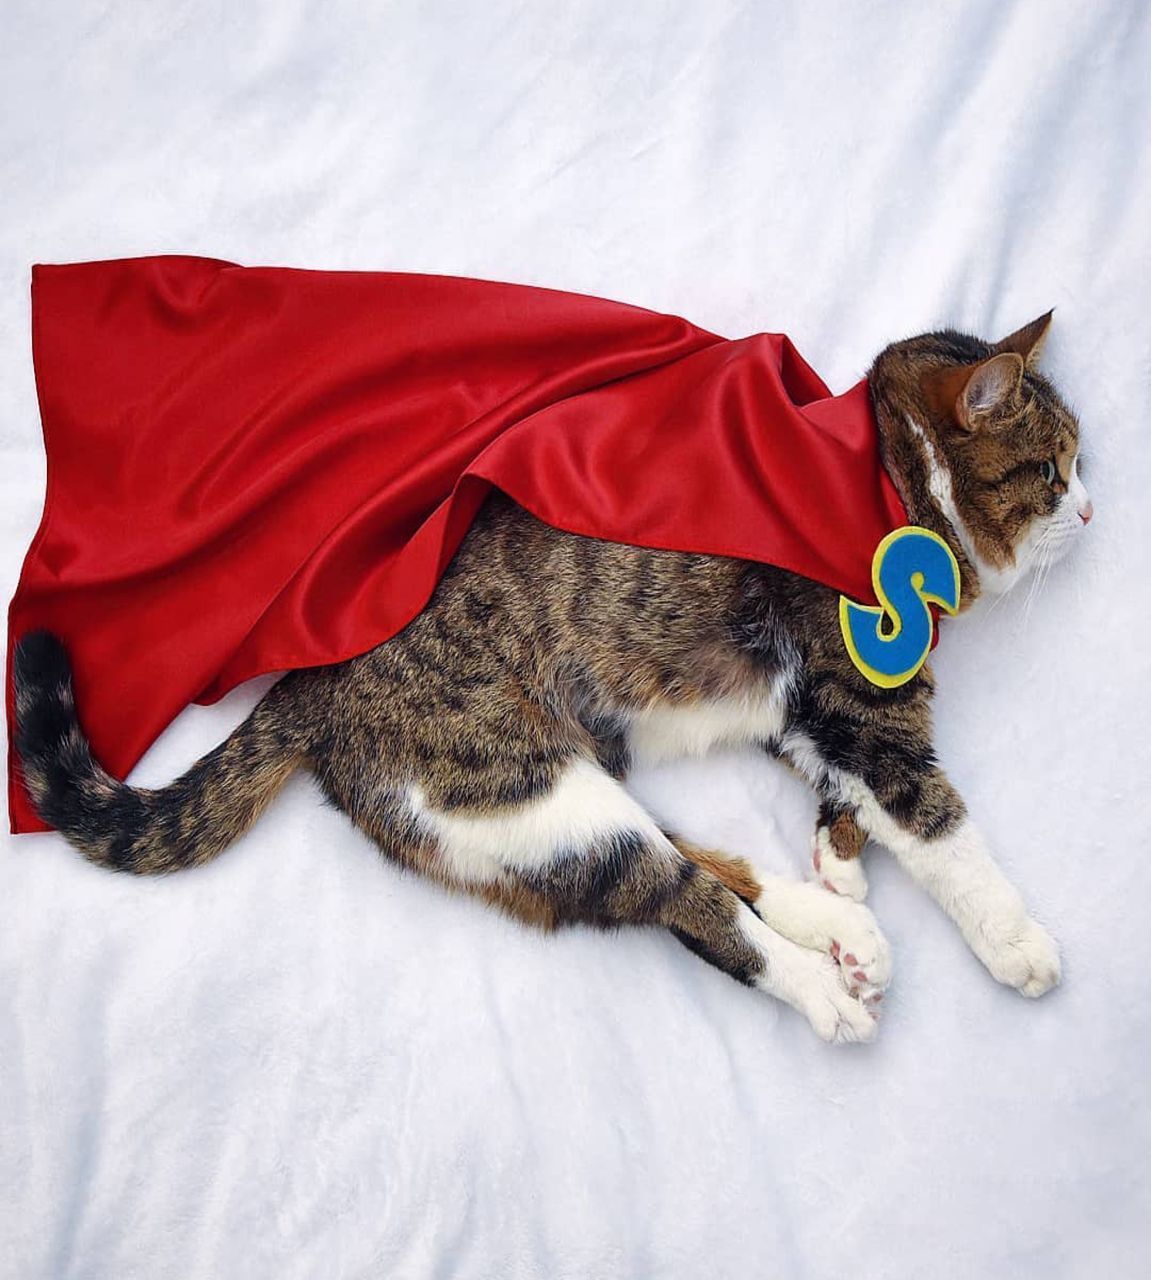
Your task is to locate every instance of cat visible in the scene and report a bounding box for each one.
[13,310,1089,1044]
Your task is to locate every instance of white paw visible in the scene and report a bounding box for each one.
[972,915,1062,997]
[757,879,892,1008]
[812,826,868,902]
[776,947,878,1045]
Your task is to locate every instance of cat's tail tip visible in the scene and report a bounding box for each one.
[14,629,81,781]
[14,628,300,875]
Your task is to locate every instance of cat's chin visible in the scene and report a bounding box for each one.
[967,552,1030,598]
[978,515,1086,598]
[1032,543,1077,575]
[1023,522,1087,582]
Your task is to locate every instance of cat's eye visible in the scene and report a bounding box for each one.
[1040,459,1057,485]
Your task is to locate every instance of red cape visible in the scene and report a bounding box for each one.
[7,257,907,833]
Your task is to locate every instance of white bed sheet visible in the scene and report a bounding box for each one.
[2,2,1149,1276]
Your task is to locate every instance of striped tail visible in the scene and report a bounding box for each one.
[13,631,299,873]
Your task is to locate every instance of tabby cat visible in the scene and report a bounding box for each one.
[14,311,1089,1043]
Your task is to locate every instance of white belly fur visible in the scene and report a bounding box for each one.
[626,685,789,766]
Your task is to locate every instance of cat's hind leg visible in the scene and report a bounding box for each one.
[672,836,889,1008]
[661,869,880,1044]
[410,756,878,1043]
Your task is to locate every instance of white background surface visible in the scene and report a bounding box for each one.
[2,3,1149,1277]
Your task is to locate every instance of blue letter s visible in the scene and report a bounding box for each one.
[839,527,961,688]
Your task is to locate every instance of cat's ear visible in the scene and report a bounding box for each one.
[956,353,1025,431]
[925,353,1025,432]
[993,309,1053,370]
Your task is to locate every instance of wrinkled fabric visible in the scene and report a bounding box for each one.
[7,256,905,832]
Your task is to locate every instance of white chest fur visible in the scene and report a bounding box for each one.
[626,685,790,766]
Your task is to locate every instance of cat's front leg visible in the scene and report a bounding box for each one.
[812,801,869,902]
[848,768,1061,997]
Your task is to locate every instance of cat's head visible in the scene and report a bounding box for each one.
[870,312,1091,604]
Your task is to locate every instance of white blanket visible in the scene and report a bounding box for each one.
[2,2,1149,1276]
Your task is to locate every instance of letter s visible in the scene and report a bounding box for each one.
[839,527,961,688]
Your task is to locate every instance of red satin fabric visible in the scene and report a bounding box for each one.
[7,257,906,833]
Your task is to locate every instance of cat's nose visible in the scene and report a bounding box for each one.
[1079,500,1094,525]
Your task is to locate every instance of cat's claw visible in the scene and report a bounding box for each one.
[812,825,868,901]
